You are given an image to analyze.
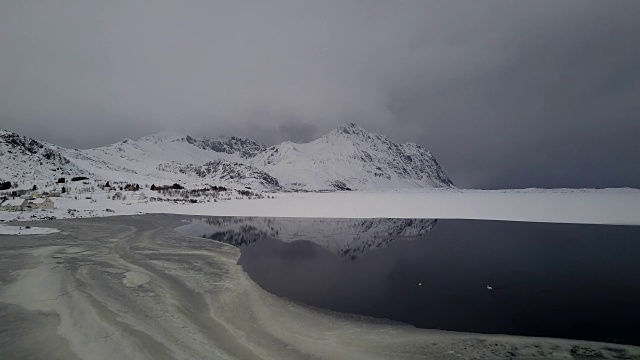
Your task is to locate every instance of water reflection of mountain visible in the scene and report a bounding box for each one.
[176,217,437,259]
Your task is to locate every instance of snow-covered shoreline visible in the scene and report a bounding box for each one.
[2,187,639,226]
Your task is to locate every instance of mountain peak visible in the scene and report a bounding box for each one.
[321,123,371,143]
[138,131,187,143]
[184,134,266,158]
[335,123,367,135]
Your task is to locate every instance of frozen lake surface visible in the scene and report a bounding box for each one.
[177,217,640,346]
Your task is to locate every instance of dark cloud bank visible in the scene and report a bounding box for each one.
[1,1,638,189]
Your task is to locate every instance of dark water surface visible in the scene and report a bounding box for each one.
[176,217,640,345]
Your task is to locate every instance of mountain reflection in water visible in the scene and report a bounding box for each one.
[176,217,437,259]
[176,217,640,346]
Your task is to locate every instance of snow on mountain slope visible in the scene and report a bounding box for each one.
[184,135,265,158]
[250,123,453,190]
[176,217,437,259]
[157,159,282,191]
[62,131,266,186]
[0,129,88,182]
[0,124,453,191]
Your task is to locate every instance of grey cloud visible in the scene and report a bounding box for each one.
[277,121,319,144]
[0,1,639,188]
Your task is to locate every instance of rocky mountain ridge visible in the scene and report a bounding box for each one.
[0,124,453,191]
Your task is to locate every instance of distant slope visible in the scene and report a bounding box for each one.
[0,124,453,191]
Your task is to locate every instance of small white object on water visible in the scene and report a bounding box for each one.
[486,285,493,290]
[418,282,422,286]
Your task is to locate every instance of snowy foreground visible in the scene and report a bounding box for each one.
[2,187,640,225]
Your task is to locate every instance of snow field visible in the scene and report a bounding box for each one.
[2,188,639,225]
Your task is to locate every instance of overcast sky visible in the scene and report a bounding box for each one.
[1,1,639,189]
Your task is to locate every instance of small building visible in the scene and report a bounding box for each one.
[125,184,139,191]
[131,192,146,201]
[49,191,61,197]
[0,199,28,211]
[29,197,55,210]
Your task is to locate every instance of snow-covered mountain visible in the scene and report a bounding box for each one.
[58,131,276,189]
[183,135,265,158]
[157,160,282,191]
[0,124,453,191]
[176,217,438,259]
[0,129,89,182]
[250,123,452,190]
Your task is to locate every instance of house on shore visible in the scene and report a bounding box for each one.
[131,192,147,201]
[29,197,55,210]
[0,199,28,211]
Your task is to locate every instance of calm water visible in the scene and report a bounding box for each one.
[176,217,640,345]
